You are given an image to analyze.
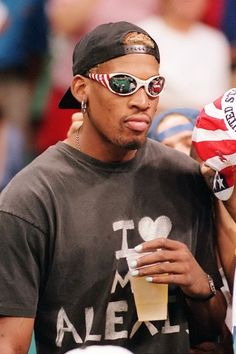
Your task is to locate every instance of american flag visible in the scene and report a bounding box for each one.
[192,88,236,200]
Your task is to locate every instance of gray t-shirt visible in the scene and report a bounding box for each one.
[0,140,221,354]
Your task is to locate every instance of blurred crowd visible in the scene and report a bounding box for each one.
[0,0,235,191]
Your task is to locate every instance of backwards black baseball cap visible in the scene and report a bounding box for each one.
[58,21,160,109]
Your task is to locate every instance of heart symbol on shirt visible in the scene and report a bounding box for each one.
[138,216,172,242]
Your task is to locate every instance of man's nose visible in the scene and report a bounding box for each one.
[128,87,152,109]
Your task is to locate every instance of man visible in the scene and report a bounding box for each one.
[0,22,226,354]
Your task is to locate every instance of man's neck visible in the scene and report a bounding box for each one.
[65,133,138,163]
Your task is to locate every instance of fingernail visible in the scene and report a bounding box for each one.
[146,277,153,283]
[130,260,137,269]
[131,270,139,276]
[134,244,143,252]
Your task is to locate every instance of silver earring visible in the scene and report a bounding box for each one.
[81,100,87,114]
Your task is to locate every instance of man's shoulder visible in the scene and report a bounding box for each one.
[11,144,64,181]
[138,141,213,217]
[0,144,67,205]
[144,139,211,202]
[145,139,199,170]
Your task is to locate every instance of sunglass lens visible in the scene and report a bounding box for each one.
[109,75,136,94]
[148,77,164,96]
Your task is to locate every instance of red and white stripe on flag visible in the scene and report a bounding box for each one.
[192,88,236,200]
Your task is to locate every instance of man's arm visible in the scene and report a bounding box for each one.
[214,200,236,293]
[222,171,236,222]
[186,290,226,345]
[0,316,34,354]
[199,163,236,292]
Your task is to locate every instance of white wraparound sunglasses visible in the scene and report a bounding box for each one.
[85,72,165,98]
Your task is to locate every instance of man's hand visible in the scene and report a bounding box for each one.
[67,112,84,138]
[131,238,227,348]
[130,238,212,299]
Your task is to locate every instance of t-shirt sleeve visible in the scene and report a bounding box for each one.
[0,211,47,317]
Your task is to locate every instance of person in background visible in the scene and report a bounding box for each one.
[191,88,236,292]
[192,89,236,353]
[0,105,25,191]
[221,0,236,87]
[203,0,236,87]
[148,108,199,155]
[0,0,48,161]
[138,0,231,111]
[0,21,226,354]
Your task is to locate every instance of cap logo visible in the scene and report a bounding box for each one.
[123,32,155,48]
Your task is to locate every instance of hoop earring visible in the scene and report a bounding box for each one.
[81,100,87,114]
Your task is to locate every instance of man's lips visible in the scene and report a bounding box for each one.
[124,115,150,132]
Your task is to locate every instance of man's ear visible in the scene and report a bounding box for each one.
[71,75,88,103]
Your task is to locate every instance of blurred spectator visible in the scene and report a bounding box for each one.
[138,0,231,111]
[221,0,236,86]
[0,0,48,161]
[202,0,225,28]
[0,105,25,191]
[203,0,236,85]
[148,107,199,155]
[35,0,157,153]
[221,0,236,49]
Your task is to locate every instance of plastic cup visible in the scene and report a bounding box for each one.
[126,251,168,321]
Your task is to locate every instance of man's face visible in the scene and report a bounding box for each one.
[84,54,160,151]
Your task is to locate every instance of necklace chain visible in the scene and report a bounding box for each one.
[75,133,81,151]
